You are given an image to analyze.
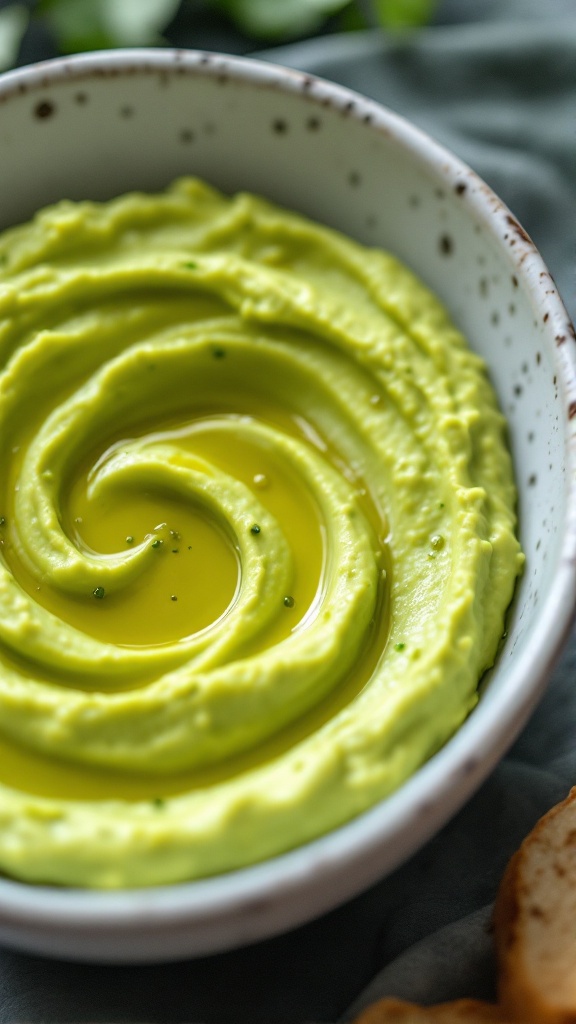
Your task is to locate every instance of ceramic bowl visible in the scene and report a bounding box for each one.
[0,49,574,964]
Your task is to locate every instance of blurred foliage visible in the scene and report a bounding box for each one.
[0,0,438,68]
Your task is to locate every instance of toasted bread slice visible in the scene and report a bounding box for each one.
[494,786,576,1023]
[351,997,509,1022]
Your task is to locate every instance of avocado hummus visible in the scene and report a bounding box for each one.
[0,178,523,887]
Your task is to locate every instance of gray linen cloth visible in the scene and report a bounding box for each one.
[0,2,575,1020]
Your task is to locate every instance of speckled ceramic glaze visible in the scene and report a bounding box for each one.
[0,49,574,963]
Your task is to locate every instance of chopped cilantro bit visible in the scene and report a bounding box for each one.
[151,538,163,549]
[250,524,261,534]
[394,642,405,651]
[92,586,105,599]
[283,595,295,608]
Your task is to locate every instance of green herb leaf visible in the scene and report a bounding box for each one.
[105,0,180,46]
[37,0,179,53]
[218,0,351,41]
[372,0,436,29]
[0,5,28,71]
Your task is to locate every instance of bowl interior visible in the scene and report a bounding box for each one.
[0,50,573,961]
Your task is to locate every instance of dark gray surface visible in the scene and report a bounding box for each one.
[0,2,575,1020]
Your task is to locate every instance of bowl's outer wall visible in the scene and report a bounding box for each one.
[0,50,573,962]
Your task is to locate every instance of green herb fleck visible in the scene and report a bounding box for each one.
[152,797,165,809]
[184,261,197,269]
[172,548,179,554]
[438,502,445,509]
[171,594,178,602]
[92,586,105,600]
[250,524,261,534]
[126,535,134,544]
[188,545,192,550]
[394,642,405,651]
[430,534,444,550]
[151,538,163,549]
[283,595,295,608]
[213,347,226,359]
[0,516,5,527]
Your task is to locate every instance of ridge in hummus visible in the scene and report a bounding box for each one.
[0,177,523,888]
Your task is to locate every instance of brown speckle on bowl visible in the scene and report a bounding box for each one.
[348,171,361,187]
[556,335,567,346]
[568,401,576,419]
[506,213,534,246]
[306,116,321,131]
[439,233,453,256]
[455,182,467,195]
[528,474,537,487]
[34,99,55,119]
[272,118,288,134]
[180,129,194,144]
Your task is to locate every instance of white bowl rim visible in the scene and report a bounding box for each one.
[0,47,574,948]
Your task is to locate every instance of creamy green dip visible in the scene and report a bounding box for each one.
[0,178,523,887]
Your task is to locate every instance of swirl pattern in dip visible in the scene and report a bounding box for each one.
[0,179,523,887]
